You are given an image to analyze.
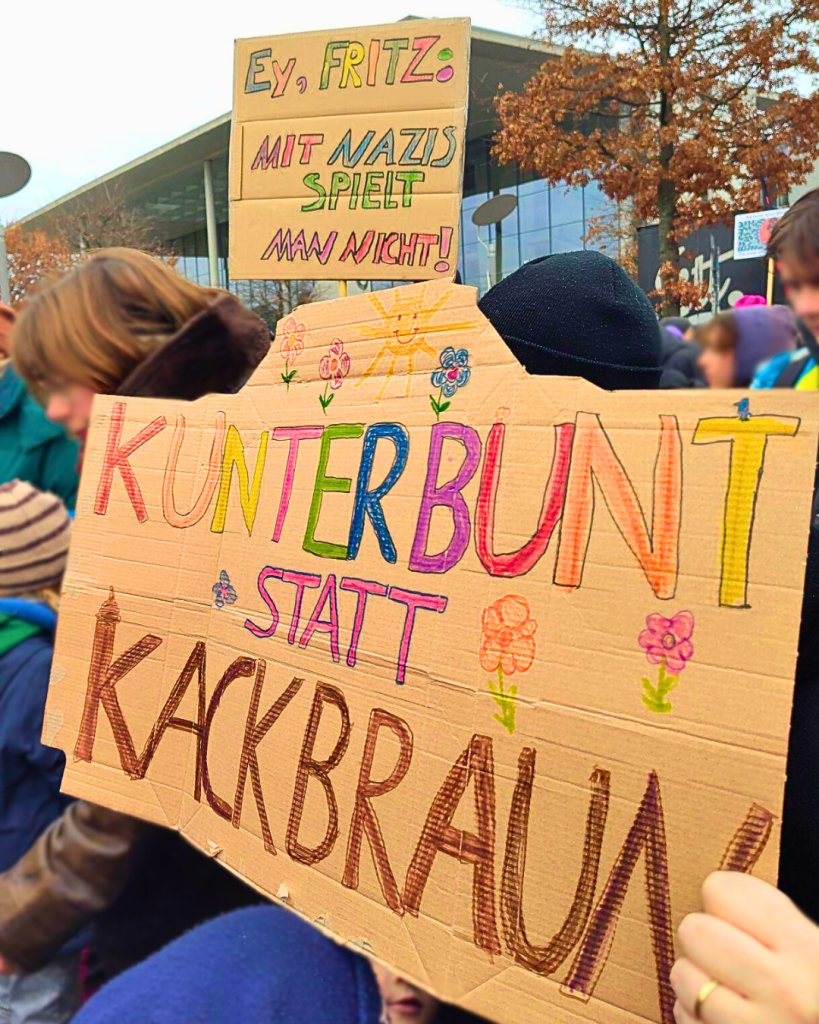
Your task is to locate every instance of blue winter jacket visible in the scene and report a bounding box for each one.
[0,600,69,872]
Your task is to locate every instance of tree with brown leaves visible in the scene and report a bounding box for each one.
[494,0,819,314]
[2,224,73,305]
[4,182,176,304]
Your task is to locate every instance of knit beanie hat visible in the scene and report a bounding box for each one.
[733,305,798,386]
[0,481,71,596]
[478,251,662,390]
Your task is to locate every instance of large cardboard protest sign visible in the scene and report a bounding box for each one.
[49,283,818,1024]
[229,20,469,281]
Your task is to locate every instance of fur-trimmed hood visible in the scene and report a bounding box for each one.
[117,293,271,401]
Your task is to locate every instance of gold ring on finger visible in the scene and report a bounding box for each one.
[694,979,719,1020]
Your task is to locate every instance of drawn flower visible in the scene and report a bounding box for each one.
[279,316,306,364]
[320,338,351,390]
[212,570,237,609]
[638,610,695,715]
[318,339,351,414]
[638,611,695,674]
[432,347,470,397]
[480,595,537,737]
[480,595,537,676]
[279,316,306,390]
[429,347,470,421]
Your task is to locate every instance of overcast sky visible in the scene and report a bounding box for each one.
[0,0,538,222]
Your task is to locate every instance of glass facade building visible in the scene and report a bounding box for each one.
[167,143,617,311]
[456,138,616,295]
[20,26,620,317]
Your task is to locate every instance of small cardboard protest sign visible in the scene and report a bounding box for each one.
[229,20,469,281]
[733,208,789,260]
[50,284,818,1024]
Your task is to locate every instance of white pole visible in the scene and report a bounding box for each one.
[203,159,220,288]
[0,225,10,305]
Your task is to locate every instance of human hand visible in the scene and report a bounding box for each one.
[672,871,819,1023]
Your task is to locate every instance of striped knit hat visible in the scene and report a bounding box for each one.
[0,481,71,596]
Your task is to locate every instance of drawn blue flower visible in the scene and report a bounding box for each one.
[212,570,237,609]
[431,347,471,398]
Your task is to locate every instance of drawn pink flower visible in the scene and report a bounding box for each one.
[319,339,351,391]
[480,595,537,675]
[279,316,306,365]
[638,611,695,674]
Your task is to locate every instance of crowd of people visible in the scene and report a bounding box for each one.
[659,281,807,392]
[1,189,819,1024]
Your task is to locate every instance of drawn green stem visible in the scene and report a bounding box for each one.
[319,382,334,415]
[641,656,679,714]
[488,664,518,734]
[428,387,451,422]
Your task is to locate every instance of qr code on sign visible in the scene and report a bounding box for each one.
[735,217,768,257]
[734,210,787,258]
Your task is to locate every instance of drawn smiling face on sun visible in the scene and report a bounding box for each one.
[355,286,474,402]
[389,295,425,347]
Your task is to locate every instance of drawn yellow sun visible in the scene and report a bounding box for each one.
[355,286,474,402]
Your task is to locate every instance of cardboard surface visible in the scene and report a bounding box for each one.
[50,284,819,1024]
[229,20,469,281]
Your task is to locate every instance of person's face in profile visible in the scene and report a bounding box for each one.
[43,383,97,467]
[778,254,819,341]
[373,965,440,1024]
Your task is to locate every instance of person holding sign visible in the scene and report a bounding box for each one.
[747,190,819,928]
[672,872,819,1024]
[0,249,272,980]
[475,252,819,1024]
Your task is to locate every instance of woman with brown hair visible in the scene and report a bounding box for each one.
[12,247,269,462]
[0,248,271,984]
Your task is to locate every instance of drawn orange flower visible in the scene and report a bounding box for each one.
[279,316,306,365]
[480,595,537,675]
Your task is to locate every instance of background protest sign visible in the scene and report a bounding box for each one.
[733,208,789,260]
[229,20,469,281]
[49,283,819,1024]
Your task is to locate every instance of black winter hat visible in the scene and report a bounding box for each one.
[478,251,662,390]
